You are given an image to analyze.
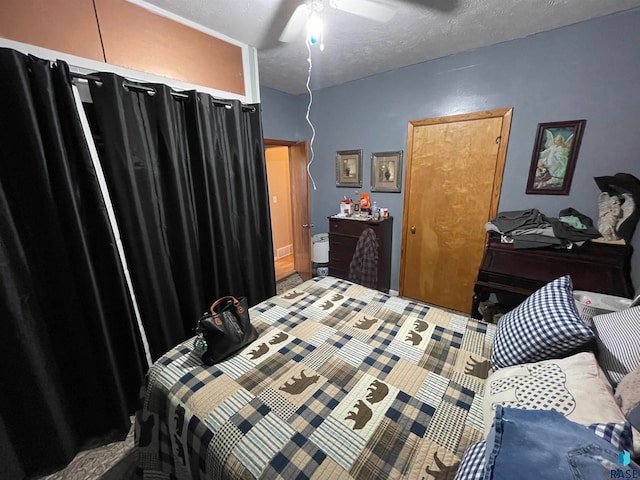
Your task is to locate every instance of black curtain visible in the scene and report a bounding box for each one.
[88,74,276,360]
[185,93,276,305]
[0,49,147,477]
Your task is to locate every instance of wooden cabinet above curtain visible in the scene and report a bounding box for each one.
[93,0,245,96]
[0,0,245,96]
[0,0,104,61]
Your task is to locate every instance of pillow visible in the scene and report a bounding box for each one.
[588,421,634,452]
[592,306,640,386]
[491,275,595,370]
[615,367,640,417]
[483,352,627,436]
[614,367,640,456]
[453,441,486,480]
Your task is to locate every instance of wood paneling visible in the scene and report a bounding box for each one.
[0,0,104,61]
[94,0,245,95]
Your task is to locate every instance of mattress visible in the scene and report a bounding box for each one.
[136,276,496,479]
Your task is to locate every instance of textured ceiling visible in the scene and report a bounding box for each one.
[137,0,640,94]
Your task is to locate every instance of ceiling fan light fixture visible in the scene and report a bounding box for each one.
[307,11,324,49]
[280,0,396,44]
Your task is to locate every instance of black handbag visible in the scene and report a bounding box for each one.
[194,296,258,365]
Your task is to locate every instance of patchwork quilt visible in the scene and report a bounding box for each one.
[136,276,496,480]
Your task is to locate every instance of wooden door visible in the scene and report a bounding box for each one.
[290,141,312,280]
[399,109,512,313]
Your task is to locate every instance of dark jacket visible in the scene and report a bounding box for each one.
[348,228,379,289]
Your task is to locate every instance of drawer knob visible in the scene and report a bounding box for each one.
[410,225,416,234]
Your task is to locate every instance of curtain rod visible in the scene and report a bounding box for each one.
[69,71,255,111]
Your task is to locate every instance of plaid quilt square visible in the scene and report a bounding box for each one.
[277,337,317,364]
[373,307,407,326]
[385,390,436,438]
[261,434,329,479]
[291,384,346,437]
[232,412,297,478]
[443,380,475,411]
[415,371,449,410]
[349,417,421,479]
[236,354,290,393]
[257,387,298,422]
[359,346,399,378]
[317,356,364,391]
[419,327,463,376]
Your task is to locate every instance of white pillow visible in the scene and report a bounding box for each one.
[483,352,627,436]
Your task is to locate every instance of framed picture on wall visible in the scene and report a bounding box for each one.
[336,149,363,187]
[371,151,403,192]
[525,119,586,195]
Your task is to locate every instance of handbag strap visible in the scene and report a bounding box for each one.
[209,296,245,315]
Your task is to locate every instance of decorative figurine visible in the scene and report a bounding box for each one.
[594,173,640,244]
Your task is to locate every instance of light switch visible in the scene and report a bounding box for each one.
[273,196,278,204]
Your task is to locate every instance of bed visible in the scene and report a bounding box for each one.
[135,276,495,479]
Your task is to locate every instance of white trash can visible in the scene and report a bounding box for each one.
[573,290,632,325]
[312,233,329,276]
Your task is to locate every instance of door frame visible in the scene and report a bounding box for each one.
[399,108,513,301]
[264,138,312,280]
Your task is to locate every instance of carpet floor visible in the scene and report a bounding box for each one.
[276,272,305,294]
[36,421,136,480]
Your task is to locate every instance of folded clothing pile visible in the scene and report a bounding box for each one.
[485,207,601,249]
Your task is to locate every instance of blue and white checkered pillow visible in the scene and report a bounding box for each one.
[454,441,486,480]
[588,421,634,452]
[491,276,595,370]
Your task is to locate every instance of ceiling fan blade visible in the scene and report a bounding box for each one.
[332,0,397,22]
[279,4,309,43]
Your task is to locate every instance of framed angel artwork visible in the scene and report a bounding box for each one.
[526,120,586,195]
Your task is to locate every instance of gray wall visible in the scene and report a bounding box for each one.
[261,8,640,294]
[261,86,306,140]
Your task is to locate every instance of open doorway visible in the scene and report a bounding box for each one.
[264,139,312,281]
[266,145,295,281]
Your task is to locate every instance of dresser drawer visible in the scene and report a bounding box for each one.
[329,248,353,267]
[329,218,384,238]
[329,234,357,252]
[328,264,350,281]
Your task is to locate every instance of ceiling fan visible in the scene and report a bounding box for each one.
[279,0,398,43]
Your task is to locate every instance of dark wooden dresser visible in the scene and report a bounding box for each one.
[472,232,634,319]
[328,216,393,292]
